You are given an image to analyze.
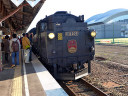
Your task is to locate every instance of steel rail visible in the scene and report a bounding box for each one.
[80,78,108,96]
[59,78,108,96]
[59,81,77,96]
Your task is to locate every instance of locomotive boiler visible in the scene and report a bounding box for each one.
[32,11,96,80]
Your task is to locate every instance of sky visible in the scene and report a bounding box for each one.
[27,0,128,32]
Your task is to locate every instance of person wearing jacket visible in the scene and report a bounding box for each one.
[22,33,30,63]
[10,34,21,68]
[2,35,10,63]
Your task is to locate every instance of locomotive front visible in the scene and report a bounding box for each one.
[37,11,96,80]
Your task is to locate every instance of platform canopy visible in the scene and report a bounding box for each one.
[0,0,46,34]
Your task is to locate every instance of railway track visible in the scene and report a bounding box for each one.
[59,78,108,96]
[95,56,128,70]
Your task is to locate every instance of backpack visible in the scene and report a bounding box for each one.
[12,39,19,52]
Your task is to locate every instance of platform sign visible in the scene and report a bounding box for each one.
[11,0,24,7]
[26,0,40,7]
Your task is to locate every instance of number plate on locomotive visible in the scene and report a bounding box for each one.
[65,31,79,36]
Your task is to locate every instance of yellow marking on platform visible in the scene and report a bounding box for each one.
[11,51,22,96]
[11,65,22,96]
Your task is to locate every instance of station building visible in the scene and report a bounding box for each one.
[86,8,128,39]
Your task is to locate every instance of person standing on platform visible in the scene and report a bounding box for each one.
[1,37,4,52]
[22,33,30,63]
[2,35,10,64]
[10,34,21,68]
[25,33,31,61]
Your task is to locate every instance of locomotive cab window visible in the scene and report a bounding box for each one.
[41,23,47,31]
[47,22,54,31]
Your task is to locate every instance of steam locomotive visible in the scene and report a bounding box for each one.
[32,11,96,80]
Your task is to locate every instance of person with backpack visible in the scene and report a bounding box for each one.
[10,34,21,68]
[22,33,30,63]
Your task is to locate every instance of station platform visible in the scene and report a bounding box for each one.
[0,50,68,96]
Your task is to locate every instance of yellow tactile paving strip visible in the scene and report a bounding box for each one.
[11,51,22,96]
[11,65,22,96]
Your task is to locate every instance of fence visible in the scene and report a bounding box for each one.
[95,38,128,45]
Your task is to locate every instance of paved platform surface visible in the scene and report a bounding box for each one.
[0,51,68,96]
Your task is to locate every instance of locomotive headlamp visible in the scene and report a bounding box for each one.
[48,33,55,39]
[91,31,96,37]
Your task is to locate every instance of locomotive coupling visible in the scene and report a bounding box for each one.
[73,63,77,70]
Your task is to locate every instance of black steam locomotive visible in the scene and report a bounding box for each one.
[32,11,96,80]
